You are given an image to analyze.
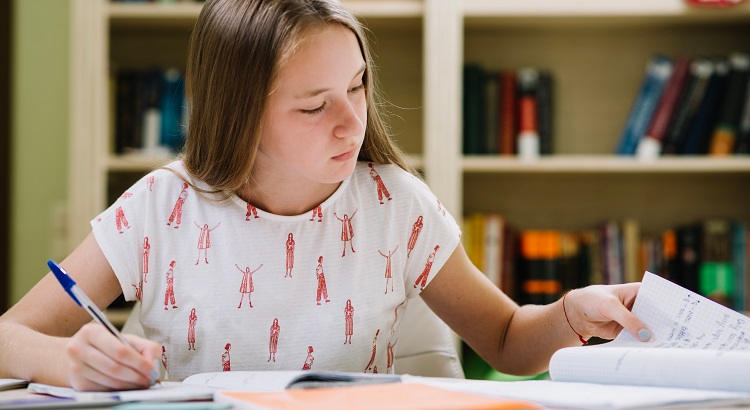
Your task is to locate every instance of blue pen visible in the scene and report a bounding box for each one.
[47,260,134,348]
[47,260,160,383]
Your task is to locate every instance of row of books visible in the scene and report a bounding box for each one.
[114,68,187,156]
[462,214,748,312]
[463,65,553,159]
[616,52,750,158]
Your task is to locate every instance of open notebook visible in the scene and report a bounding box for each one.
[548,271,750,392]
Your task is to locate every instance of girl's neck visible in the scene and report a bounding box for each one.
[236,161,342,217]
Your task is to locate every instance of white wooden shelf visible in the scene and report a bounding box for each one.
[108,1,422,25]
[462,155,750,173]
[107,153,424,172]
[463,0,750,18]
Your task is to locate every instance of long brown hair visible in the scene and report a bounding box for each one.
[181,0,412,195]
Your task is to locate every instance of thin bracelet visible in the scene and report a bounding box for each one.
[562,290,588,345]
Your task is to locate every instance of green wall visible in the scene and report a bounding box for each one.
[10,0,70,303]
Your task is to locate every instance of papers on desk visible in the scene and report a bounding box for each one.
[26,381,213,402]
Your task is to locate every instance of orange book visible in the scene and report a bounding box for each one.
[215,382,539,410]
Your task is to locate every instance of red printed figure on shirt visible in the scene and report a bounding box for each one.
[378,245,399,294]
[132,280,143,301]
[391,299,408,334]
[236,263,263,308]
[115,206,131,234]
[164,260,178,310]
[285,233,295,278]
[142,236,151,283]
[194,221,220,265]
[222,343,231,371]
[309,205,323,222]
[120,192,133,200]
[187,307,198,350]
[386,339,397,373]
[364,329,380,372]
[436,199,446,217]
[269,318,280,363]
[246,203,259,221]
[414,245,440,290]
[368,163,392,204]
[302,345,314,370]
[334,209,357,257]
[344,299,354,344]
[161,345,167,371]
[407,216,423,258]
[315,256,331,305]
[147,175,155,191]
[167,183,189,228]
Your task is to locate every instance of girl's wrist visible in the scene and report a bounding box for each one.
[562,289,588,345]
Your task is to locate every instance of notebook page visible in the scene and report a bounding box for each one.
[549,271,750,391]
[182,371,305,392]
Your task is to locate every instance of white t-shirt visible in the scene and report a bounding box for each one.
[91,160,461,381]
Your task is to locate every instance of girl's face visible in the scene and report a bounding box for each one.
[258,24,367,184]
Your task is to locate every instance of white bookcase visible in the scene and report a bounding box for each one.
[69,0,750,258]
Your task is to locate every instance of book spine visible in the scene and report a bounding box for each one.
[500,224,517,301]
[731,222,747,312]
[682,59,729,155]
[709,53,750,155]
[537,71,554,155]
[499,71,517,155]
[637,58,691,159]
[661,59,713,154]
[699,219,733,307]
[622,219,641,283]
[483,214,502,286]
[616,55,673,156]
[484,72,500,154]
[677,224,702,293]
[516,68,540,160]
[661,229,678,283]
[463,64,485,155]
[733,70,750,154]
[160,69,186,153]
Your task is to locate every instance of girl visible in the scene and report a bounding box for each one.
[0,0,650,391]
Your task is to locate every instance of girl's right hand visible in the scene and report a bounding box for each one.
[65,323,161,391]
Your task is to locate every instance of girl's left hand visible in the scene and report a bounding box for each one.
[566,283,652,342]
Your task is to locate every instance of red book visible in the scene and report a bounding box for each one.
[499,71,517,155]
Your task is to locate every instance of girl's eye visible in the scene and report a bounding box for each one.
[349,83,365,93]
[301,102,326,115]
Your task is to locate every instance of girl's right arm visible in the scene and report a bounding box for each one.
[0,232,160,391]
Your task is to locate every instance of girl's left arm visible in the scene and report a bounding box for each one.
[420,244,651,376]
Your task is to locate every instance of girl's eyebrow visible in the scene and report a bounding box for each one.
[294,63,367,99]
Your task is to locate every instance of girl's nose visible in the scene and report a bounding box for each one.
[333,99,365,139]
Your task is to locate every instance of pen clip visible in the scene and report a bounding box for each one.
[47,260,82,307]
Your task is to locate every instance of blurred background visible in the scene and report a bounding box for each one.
[2,0,750,381]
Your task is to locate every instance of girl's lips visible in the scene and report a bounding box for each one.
[332,149,355,161]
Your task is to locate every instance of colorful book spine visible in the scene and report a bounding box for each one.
[709,53,750,155]
[735,73,750,154]
[616,55,673,156]
[636,58,691,159]
[160,69,186,153]
[699,219,734,307]
[516,68,540,160]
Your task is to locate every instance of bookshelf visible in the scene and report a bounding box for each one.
[68,1,750,324]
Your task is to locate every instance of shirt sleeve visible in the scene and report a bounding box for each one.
[90,172,156,301]
[401,174,462,299]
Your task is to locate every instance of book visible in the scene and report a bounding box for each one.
[661,59,713,155]
[463,64,486,155]
[536,71,553,155]
[709,52,750,155]
[735,69,750,154]
[499,71,517,155]
[732,221,747,312]
[699,218,734,307]
[484,72,500,155]
[549,272,750,393]
[681,58,729,155]
[516,68,540,160]
[636,57,691,159]
[616,55,673,156]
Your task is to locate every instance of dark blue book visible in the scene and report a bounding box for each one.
[662,59,713,155]
[735,75,750,154]
[160,68,186,153]
[681,59,729,155]
[463,64,486,155]
[616,55,673,155]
